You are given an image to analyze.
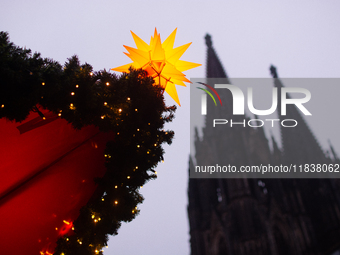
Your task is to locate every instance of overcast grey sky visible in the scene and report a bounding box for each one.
[1,1,340,254]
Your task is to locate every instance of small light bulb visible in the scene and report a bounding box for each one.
[102,198,104,201]
[94,219,98,223]
[115,185,118,189]
[42,117,46,120]
[104,102,107,106]
[42,82,45,86]
[137,145,140,148]
[135,109,138,112]
[106,82,109,86]
[101,115,105,119]
[76,84,79,88]
[155,171,158,175]
[91,215,95,219]
[118,108,122,113]
[90,72,93,76]
[114,200,118,205]
[71,92,75,96]
[127,176,130,179]
[58,113,62,117]
[1,104,4,108]
[137,129,139,131]
[127,97,130,100]
[136,166,138,169]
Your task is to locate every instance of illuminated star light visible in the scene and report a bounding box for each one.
[111,28,201,105]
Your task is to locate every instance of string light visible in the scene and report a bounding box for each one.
[58,113,62,117]
[76,84,79,88]
[114,200,118,205]
[71,92,75,96]
[137,145,140,148]
[135,108,138,111]
[90,72,93,76]
[69,103,75,110]
[127,97,130,100]
[42,82,45,86]
[104,102,107,106]
[63,220,71,225]
[106,82,110,86]
[102,198,105,201]
[101,115,105,119]
[137,128,139,131]
[127,176,130,179]
[118,108,122,113]
[115,185,118,189]
[1,104,4,108]
[95,249,99,254]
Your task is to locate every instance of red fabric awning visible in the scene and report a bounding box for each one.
[0,109,110,254]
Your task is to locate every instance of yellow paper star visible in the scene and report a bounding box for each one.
[111,28,201,105]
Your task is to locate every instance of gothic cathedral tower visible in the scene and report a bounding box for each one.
[188,35,340,255]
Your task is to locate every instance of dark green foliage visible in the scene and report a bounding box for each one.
[0,31,175,255]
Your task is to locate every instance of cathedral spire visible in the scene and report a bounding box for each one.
[205,34,228,78]
[270,65,326,164]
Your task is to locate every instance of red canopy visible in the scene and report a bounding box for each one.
[0,109,110,254]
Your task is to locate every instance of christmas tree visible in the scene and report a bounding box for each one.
[0,31,176,255]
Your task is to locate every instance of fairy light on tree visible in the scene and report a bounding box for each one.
[0,29,200,255]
